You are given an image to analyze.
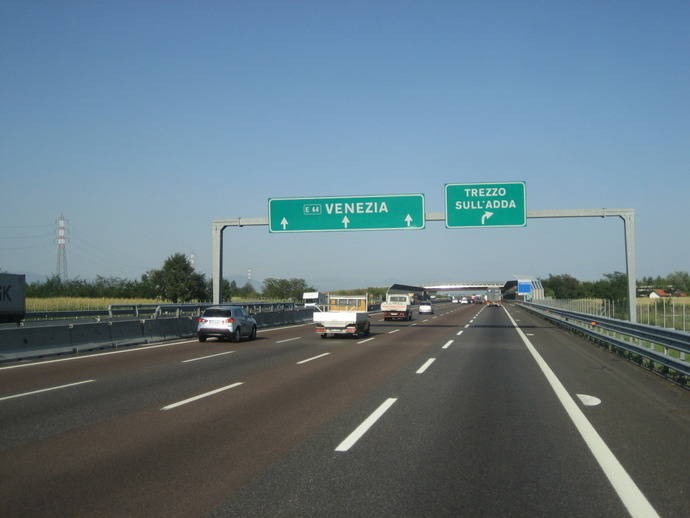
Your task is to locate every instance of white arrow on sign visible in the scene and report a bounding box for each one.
[481,211,494,225]
[342,216,350,228]
[404,214,413,227]
[280,217,288,230]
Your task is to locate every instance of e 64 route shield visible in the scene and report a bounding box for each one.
[268,194,425,233]
[445,182,526,228]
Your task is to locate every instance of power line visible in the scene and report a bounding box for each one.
[0,224,52,229]
[0,244,52,251]
[0,234,54,239]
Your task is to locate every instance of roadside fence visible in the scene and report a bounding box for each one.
[520,301,689,388]
[537,297,689,332]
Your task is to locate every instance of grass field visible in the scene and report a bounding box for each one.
[25,296,286,312]
[26,297,169,312]
[636,296,690,305]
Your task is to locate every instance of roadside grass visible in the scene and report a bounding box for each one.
[26,296,289,312]
[636,297,690,305]
[26,297,169,312]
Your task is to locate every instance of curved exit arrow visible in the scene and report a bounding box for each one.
[481,211,494,225]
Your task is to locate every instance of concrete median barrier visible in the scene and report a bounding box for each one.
[0,310,313,364]
[110,320,145,346]
[70,322,113,351]
[0,325,73,361]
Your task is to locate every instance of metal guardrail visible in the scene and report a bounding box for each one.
[0,306,315,363]
[22,302,299,322]
[519,302,690,383]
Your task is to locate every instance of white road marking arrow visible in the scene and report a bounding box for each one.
[280,217,288,230]
[576,394,602,406]
[342,215,350,228]
[481,211,494,225]
[404,214,413,227]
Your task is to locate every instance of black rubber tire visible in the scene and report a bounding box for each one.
[232,328,241,343]
[321,333,328,339]
[249,326,257,340]
[198,335,207,343]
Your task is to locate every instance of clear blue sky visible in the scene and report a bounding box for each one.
[1,1,688,289]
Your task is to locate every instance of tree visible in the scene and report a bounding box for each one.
[598,271,628,300]
[262,278,291,300]
[262,278,314,301]
[142,253,208,302]
[237,281,257,298]
[666,271,690,293]
[540,274,583,299]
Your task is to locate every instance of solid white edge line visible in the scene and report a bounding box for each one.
[257,322,312,333]
[0,323,317,371]
[296,352,331,365]
[0,339,197,370]
[182,351,235,363]
[442,340,453,349]
[161,382,244,411]
[502,307,659,518]
[335,398,397,452]
[388,329,400,334]
[357,337,376,344]
[0,379,95,402]
[416,358,436,374]
[276,336,302,344]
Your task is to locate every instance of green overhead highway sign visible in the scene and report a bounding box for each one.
[445,182,526,228]
[268,194,425,232]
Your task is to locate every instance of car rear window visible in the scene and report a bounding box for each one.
[202,309,233,318]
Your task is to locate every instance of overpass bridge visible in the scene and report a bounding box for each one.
[424,282,507,291]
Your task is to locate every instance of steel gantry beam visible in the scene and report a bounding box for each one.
[212,208,637,322]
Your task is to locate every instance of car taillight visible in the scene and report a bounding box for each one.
[226,318,235,323]
[197,317,207,323]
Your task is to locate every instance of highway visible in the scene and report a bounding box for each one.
[1,303,688,517]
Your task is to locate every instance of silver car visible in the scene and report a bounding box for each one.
[419,302,433,314]
[196,306,257,342]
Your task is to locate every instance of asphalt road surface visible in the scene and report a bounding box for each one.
[1,302,688,517]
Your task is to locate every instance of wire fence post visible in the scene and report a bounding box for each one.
[672,298,675,330]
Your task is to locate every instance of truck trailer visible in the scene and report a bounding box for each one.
[0,273,26,324]
[313,294,371,338]
[486,288,502,307]
[381,293,413,321]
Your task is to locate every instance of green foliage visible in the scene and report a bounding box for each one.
[541,271,627,300]
[331,287,388,301]
[27,274,145,298]
[142,253,208,303]
[237,281,258,298]
[666,271,690,293]
[540,274,582,299]
[261,278,313,301]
